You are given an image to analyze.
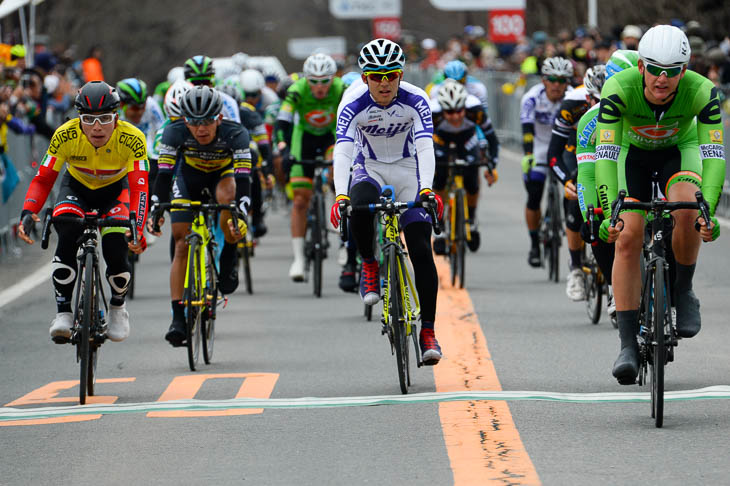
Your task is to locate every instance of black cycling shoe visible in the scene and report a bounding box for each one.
[433,237,447,255]
[676,289,701,338]
[165,317,187,347]
[467,229,480,252]
[338,264,358,293]
[219,254,239,295]
[252,219,268,238]
[527,247,541,267]
[612,345,639,385]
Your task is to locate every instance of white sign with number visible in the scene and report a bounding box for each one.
[287,37,347,60]
[329,0,401,19]
[429,0,525,9]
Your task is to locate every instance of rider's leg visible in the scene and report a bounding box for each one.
[289,162,313,281]
[564,198,585,301]
[464,164,481,252]
[524,170,546,266]
[216,176,240,294]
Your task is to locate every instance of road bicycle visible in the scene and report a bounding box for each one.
[38,209,137,405]
[583,205,608,325]
[301,158,332,298]
[153,192,243,371]
[609,187,711,428]
[237,213,254,295]
[540,169,563,283]
[341,186,441,394]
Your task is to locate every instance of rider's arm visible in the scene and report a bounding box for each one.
[242,108,273,174]
[693,82,725,216]
[547,132,570,184]
[466,99,499,164]
[519,92,536,155]
[274,84,298,148]
[126,158,149,236]
[231,125,253,208]
[411,92,436,190]
[575,108,600,220]
[594,77,627,215]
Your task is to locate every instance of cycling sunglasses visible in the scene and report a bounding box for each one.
[444,108,464,115]
[644,62,683,78]
[308,77,332,85]
[364,69,402,82]
[79,113,116,125]
[184,116,217,126]
[543,75,568,84]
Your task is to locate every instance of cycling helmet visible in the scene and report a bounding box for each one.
[638,25,690,67]
[583,65,606,99]
[303,53,336,78]
[74,81,120,113]
[541,57,574,77]
[341,71,361,88]
[277,74,297,99]
[116,78,148,105]
[358,38,406,71]
[184,55,215,82]
[163,79,192,118]
[180,85,222,119]
[167,66,185,84]
[240,69,265,96]
[437,79,468,111]
[217,78,243,104]
[605,49,639,78]
[443,60,467,81]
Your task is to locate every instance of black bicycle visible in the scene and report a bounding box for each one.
[301,158,331,298]
[610,188,711,428]
[540,169,563,283]
[583,205,607,325]
[39,209,137,405]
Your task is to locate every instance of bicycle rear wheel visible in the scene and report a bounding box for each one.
[389,249,409,394]
[312,193,324,298]
[549,188,561,283]
[240,236,253,295]
[456,191,466,288]
[651,262,666,428]
[584,255,603,324]
[202,250,217,365]
[127,251,136,300]
[186,239,203,371]
[78,252,94,405]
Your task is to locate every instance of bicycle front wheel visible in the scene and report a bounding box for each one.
[202,250,217,365]
[127,251,136,300]
[78,252,94,405]
[312,193,324,298]
[584,254,603,324]
[185,239,203,371]
[456,191,466,288]
[651,262,666,428]
[239,236,253,295]
[389,249,409,394]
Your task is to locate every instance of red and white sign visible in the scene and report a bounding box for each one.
[488,9,525,43]
[373,17,401,40]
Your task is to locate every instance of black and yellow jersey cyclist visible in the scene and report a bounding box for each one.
[18,81,149,344]
[148,85,251,346]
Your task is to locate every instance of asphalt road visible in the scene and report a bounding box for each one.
[1,149,729,485]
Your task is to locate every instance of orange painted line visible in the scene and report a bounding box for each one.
[2,378,135,427]
[433,258,541,485]
[148,373,279,418]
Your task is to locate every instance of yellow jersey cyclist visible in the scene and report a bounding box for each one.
[594,26,725,384]
[147,86,251,346]
[275,53,345,281]
[17,81,149,342]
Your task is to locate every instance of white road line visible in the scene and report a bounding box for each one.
[2,386,730,421]
[0,261,52,311]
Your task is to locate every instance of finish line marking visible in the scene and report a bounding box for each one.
[2,386,730,422]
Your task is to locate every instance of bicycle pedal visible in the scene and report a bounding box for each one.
[222,296,229,309]
[51,335,71,344]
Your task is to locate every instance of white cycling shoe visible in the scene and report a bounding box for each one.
[566,268,586,301]
[50,312,74,339]
[107,303,130,342]
[289,259,305,282]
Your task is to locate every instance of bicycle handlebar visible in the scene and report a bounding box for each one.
[40,209,138,250]
[340,198,442,237]
[151,201,240,233]
[609,189,711,231]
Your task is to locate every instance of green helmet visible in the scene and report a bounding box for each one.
[605,50,639,79]
[184,55,215,83]
[116,78,148,105]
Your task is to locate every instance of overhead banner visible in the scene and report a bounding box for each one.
[429,0,525,9]
[488,9,525,43]
[287,37,346,60]
[372,17,401,41]
[329,0,401,19]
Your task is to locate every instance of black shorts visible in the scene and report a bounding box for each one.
[53,172,130,226]
[170,162,233,223]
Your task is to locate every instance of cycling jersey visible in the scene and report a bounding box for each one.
[333,80,435,197]
[548,86,590,184]
[520,82,573,167]
[575,103,600,217]
[595,67,725,215]
[430,93,499,163]
[239,101,271,170]
[120,97,165,160]
[219,90,242,123]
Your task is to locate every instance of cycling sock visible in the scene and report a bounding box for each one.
[674,263,695,295]
[171,300,185,321]
[468,207,477,224]
[569,249,582,270]
[421,320,434,330]
[616,310,639,349]
[529,230,539,249]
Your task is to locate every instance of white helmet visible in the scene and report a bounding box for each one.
[358,38,406,71]
[583,64,606,99]
[437,79,468,111]
[542,57,573,77]
[303,53,336,78]
[239,69,265,95]
[167,66,185,84]
[638,25,690,67]
[164,79,192,118]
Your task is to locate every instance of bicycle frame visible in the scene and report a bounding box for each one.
[183,207,215,308]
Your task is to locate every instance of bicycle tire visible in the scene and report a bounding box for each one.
[651,262,666,428]
[312,193,323,298]
[389,249,408,394]
[78,252,93,405]
[550,185,562,283]
[456,191,466,288]
[87,269,101,397]
[202,250,217,365]
[446,198,457,287]
[127,251,136,300]
[364,303,373,321]
[186,238,202,371]
[241,237,253,295]
[584,254,603,324]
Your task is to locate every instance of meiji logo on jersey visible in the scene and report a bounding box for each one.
[631,122,680,140]
[709,130,723,144]
[361,122,411,138]
[599,129,615,143]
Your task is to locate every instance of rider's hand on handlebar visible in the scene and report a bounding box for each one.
[227,217,247,241]
[17,211,40,245]
[126,231,146,254]
[599,218,621,243]
[419,188,444,220]
[330,194,350,229]
[564,180,578,200]
[697,216,720,242]
[147,211,164,237]
[484,168,498,186]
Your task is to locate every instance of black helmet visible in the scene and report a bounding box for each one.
[184,55,215,83]
[180,85,223,119]
[74,81,120,114]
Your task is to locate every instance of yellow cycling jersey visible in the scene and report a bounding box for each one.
[40,118,149,190]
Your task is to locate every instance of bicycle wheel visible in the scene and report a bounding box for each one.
[127,251,136,300]
[78,252,94,405]
[312,193,324,298]
[446,198,458,286]
[202,250,217,365]
[185,239,203,371]
[389,249,409,394]
[584,256,603,324]
[240,236,253,295]
[651,262,666,428]
[87,271,101,397]
[549,188,561,283]
[456,191,466,288]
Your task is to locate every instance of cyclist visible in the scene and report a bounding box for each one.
[148,86,251,346]
[429,79,498,254]
[184,55,241,123]
[275,53,344,281]
[17,81,148,342]
[330,38,444,365]
[520,57,574,267]
[594,26,724,384]
[241,68,279,115]
[547,65,606,301]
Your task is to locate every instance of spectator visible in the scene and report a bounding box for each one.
[82,45,104,82]
[420,38,441,69]
[16,68,54,138]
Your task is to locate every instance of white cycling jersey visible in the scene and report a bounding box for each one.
[120,96,165,161]
[333,81,435,197]
[218,90,242,123]
[520,83,573,167]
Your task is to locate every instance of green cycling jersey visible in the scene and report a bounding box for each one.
[575,103,600,220]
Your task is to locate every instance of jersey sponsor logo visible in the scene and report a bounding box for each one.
[599,129,615,143]
[576,153,595,164]
[595,144,620,162]
[136,193,147,228]
[48,127,79,155]
[336,106,355,137]
[597,94,625,123]
[413,98,433,129]
[631,122,679,140]
[578,116,598,148]
[700,144,724,160]
[598,184,609,211]
[360,122,411,138]
[304,110,335,129]
[698,87,722,125]
[69,155,87,161]
[560,109,574,124]
[119,132,146,158]
[710,130,723,144]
